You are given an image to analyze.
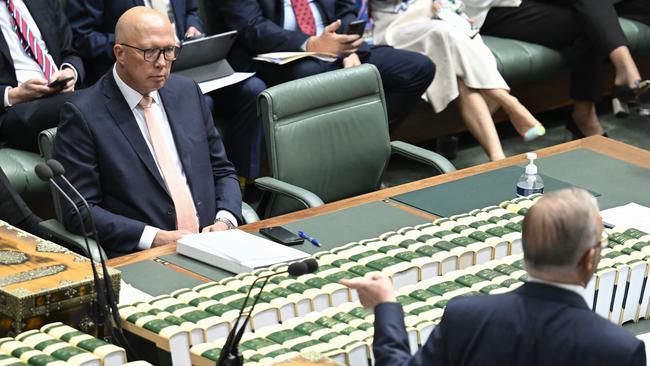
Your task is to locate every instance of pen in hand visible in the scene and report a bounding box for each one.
[298,230,321,247]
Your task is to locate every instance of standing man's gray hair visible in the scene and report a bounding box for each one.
[522,188,599,276]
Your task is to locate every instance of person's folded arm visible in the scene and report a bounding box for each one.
[66,0,114,71]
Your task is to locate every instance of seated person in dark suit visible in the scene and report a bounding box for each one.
[343,188,646,366]
[0,0,84,151]
[67,0,266,181]
[54,7,242,258]
[215,0,436,129]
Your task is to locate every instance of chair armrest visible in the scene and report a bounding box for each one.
[390,141,456,173]
[254,176,325,210]
[241,201,260,224]
[39,219,105,262]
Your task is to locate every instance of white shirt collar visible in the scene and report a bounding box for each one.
[112,65,161,110]
[527,275,586,298]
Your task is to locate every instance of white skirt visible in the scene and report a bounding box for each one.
[376,0,509,112]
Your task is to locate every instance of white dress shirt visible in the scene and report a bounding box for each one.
[0,0,77,106]
[112,66,237,250]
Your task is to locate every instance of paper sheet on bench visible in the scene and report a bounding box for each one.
[601,203,650,233]
[199,72,255,94]
[119,279,153,304]
[177,229,309,273]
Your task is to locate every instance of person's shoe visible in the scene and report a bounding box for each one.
[522,124,546,142]
[613,79,650,103]
[565,119,585,141]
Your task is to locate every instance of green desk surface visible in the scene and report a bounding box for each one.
[392,148,648,217]
[158,201,430,282]
[391,166,587,217]
[118,260,203,296]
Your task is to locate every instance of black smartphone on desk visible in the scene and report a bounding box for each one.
[260,226,304,246]
[346,19,366,37]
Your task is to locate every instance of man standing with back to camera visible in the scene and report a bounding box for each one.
[343,188,645,366]
[54,7,242,258]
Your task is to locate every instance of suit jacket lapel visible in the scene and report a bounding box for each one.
[158,84,195,197]
[102,73,169,194]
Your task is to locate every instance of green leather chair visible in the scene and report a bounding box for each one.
[37,128,260,260]
[255,64,456,218]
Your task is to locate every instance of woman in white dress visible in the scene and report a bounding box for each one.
[372,0,545,161]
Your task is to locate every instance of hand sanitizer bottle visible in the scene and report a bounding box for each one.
[516,152,544,197]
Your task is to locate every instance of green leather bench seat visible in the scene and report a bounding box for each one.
[484,18,650,87]
[0,148,48,211]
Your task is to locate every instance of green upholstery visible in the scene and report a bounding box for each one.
[256,64,455,217]
[483,18,650,87]
[0,147,49,215]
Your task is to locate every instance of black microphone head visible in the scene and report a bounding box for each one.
[304,258,319,274]
[46,159,65,177]
[34,163,54,181]
[287,261,309,276]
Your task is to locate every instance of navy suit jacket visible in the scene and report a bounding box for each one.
[215,0,369,71]
[66,0,203,83]
[53,71,242,257]
[0,0,84,114]
[374,282,646,366]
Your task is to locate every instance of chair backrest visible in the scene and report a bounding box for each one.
[38,127,63,222]
[257,64,392,216]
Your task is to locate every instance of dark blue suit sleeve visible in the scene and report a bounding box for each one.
[67,0,115,63]
[373,302,448,366]
[53,101,148,254]
[194,82,243,223]
[182,0,204,32]
[626,340,646,366]
[216,0,311,53]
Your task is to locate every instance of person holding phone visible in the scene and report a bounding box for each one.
[0,0,84,152]
[372,0,545,162]
[216,0,435,130]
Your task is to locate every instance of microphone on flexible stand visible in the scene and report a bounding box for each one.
[43,159,136,356]
[35,163,107,337]
[216,258,319,366]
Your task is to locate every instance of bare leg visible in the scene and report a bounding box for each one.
[572,101,604,136]
[457,79,506,161]
[610,46,642,88]
[480,89,543,137]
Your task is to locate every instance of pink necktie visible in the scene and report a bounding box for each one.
[3,0,58,80]
[291,0,316,36]
[139,96,199,233]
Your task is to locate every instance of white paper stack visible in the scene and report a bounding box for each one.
[177,230,309,274]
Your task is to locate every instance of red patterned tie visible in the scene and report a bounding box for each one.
[291,0,316,36]
[3,0,58,80]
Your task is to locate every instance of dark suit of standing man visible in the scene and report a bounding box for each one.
[216,0,435,129]
[67,0,266,180]
[54,7,242,257]
[0,0,84,151]
[343,188,646,366]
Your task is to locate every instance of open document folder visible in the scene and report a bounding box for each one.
[177,229,310,274]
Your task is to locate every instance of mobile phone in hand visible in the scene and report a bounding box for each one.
[48,76,74,89]
[346,19,366,37]
[259,226,304,246]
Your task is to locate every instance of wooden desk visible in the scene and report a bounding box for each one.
[107,136,650,272]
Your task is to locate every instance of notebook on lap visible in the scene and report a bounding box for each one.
[171,30,237,83]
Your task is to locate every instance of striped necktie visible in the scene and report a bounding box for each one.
[3,0,58,80]
[291,0,316,36]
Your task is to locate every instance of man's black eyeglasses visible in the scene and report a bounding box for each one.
[120,43,181,62]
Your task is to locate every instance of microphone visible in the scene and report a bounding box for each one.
[217,258,319,366]
[43,159,135,355]
[34,163,108,336]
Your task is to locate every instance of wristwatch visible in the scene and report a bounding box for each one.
[215,217,235,230]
